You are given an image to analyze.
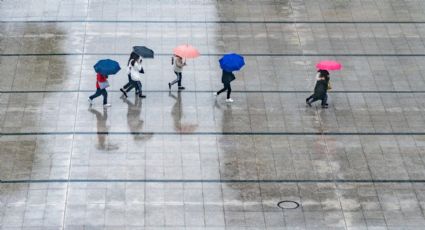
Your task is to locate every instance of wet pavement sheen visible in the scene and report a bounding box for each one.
[2,0,425,229]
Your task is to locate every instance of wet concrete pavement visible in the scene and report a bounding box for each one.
[2,0,425,229]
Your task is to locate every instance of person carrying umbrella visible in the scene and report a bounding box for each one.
[168,55,186,90]
[89,59,121,107]
[214,70,236,103]
[214,53,245,103]
[120,52,146,98]
[88,72,111,107]
[306,69,330,108]
[168,44,200,90]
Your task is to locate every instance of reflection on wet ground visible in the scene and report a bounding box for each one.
[2,0,425,228]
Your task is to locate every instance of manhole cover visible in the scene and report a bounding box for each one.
[277,200,300,209]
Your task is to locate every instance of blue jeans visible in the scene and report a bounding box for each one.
[90,88,108,104]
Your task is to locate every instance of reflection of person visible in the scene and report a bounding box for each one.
[306,70,330,108]
[120,53,146,98]
[169,92,198,132]
[168,55,186,90]
[89,108,119,150]
[89,108,107,149]
[214,70,236,103]
[122,97,152,141]
[88,73,110,107]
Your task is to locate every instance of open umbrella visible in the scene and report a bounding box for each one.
[316,60,342,71]
[93,59,121,75]
[173,44,200,58]
[219,53,245,72]
[133,46,154,58]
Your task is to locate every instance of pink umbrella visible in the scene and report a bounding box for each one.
[173,44,200,59]
[316,60,342,71]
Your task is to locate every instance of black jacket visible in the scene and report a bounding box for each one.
[221,71,235,84]
[313,79,328,98]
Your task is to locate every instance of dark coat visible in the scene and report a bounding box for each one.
[313,79,327,98]
[221,71,235,84]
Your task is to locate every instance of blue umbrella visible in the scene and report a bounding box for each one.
[219,53,245,72]
[93,59,121,75]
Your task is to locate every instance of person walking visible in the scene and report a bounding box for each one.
[306,70,330,108]
[214,70,236,103]
[120,54,146,98]
[88,72,111,107]
[120,52,139,97]
[168,55,186,90]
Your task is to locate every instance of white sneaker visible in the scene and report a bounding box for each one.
[103,104,111,107]
[213,92,218,96]
[88,98,93,105]
[225,98,234,103]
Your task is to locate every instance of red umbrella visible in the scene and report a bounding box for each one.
[173,44,200,59]
[316,60,342,71]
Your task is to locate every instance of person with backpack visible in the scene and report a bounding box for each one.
[214,70,236,103]
[306,69,330,108]
[168,55,186,90]
[120,52,146,98]
[88,72,111,107]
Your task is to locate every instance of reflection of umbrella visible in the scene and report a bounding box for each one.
[133,46,154,58]
[173,44,200,58]
[176,124,198,133]
[219,53,245,72]
[93,59,121,75]
[316,60,342,71]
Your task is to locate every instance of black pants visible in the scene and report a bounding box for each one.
[217,82,232,99]
[124,75,142,93]
[307,93,327,105]
[90,88,108,104]
[170,71,182,87]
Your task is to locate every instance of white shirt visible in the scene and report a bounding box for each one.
[128,61,143,81]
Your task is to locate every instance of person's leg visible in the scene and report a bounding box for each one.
[321,94,328,107]
[177,72,182,87]
[136,81,146,98]
[217,84,228,95]
[170,72,180,86]
[310,97,319,104]
[89,89,102,100]
[226,83,232,99]
[125,82,135,93]
[101,89,108,105]
[123,74,133,89]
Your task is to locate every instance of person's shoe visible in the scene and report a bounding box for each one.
[139,94,146,98]
[103,104,111,107]
[306,98,312,107]
[213,92,218,96]
[178,86,185,90]
[321,104,328,109]
[88,98,93,105]
[225,98,234,103]
[168,83,171,90]
[120,88,128,98]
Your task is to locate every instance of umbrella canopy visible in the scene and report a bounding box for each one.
[173,44,200,59]
[133,46,154,58]
[93,59,121,75]
[219,53,245,72]
[316,60,342,71]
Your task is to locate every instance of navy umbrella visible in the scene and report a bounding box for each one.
[219,53,245,72]
[93,59,121,75]
[133,46,154,58]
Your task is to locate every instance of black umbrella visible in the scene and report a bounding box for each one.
[133,46,154,58]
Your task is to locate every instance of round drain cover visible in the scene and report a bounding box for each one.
[277,200,300,209]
